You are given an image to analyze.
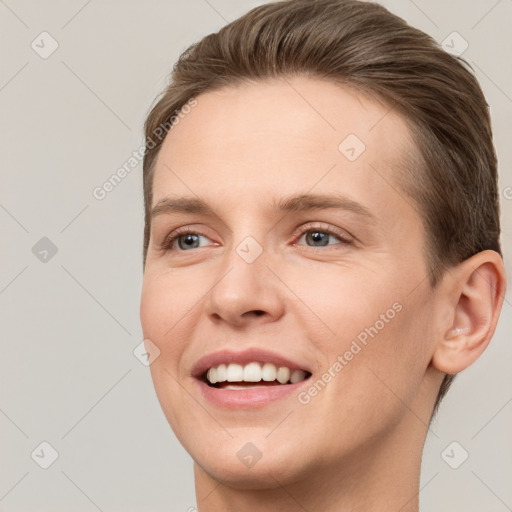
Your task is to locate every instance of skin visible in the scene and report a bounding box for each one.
[139,76,506,511]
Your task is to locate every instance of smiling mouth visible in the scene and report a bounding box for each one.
[203,361,312,389]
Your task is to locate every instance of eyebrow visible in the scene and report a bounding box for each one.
[151,193,376,221]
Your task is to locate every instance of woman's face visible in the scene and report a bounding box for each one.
[140,77,445,487]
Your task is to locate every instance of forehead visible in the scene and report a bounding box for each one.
[152,76,418,224]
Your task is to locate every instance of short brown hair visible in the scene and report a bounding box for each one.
[141,0,502,417]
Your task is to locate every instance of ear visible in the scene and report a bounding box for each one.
[431,250,507,375]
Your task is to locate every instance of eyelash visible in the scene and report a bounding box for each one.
[161,223,353,252]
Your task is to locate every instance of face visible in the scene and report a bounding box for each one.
[140,77,444,488]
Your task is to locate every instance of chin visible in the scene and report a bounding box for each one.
[193,446,309,491]
[188,427,326,490]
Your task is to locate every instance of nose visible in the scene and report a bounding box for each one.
[204,242,285,328]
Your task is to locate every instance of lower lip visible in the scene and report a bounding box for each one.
[196,379,310,408]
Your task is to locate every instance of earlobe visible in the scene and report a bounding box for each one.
[431,250,507,375]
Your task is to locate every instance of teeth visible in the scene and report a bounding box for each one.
[276,366,290,384]
[243,362,262,382]
[261,362,277,381]
[223,384,269,390]
[216,363,227,382]
[290,369,307,383]
[226,363,244,382]
[207,367,217,384]
[205,361,309,385]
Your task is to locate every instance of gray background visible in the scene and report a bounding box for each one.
[1,0,511,510]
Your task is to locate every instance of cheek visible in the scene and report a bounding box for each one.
[139,282,163,338]
[140,269,202,340]
[139,272,194,385]
[291,265,428,395]
[288,263,402,343]
[329,293,431,417]
[140,273,195,436]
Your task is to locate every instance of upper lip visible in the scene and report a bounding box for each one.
[191,348,312,380]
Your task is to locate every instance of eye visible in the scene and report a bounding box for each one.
[295,224,352,248]
[160,223,353,253]
[162,227,215,251]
